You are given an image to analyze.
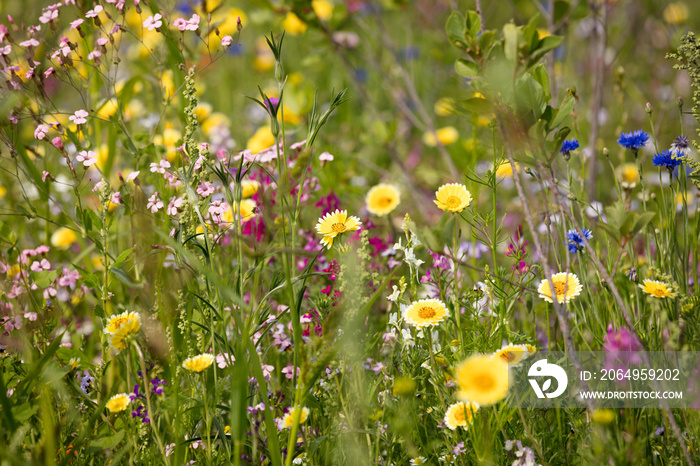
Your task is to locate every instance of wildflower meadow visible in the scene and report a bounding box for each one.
[2,0,700,464]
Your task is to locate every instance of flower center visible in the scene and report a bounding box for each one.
[453,408,466,423]
[331,222,346,233]
[473,374,495,391]
[417,306,436,319]
[553,280,568,296]
[649,285,668,297]
[378,196,393,207]
[500,351,516,362]
[445,196,461,209]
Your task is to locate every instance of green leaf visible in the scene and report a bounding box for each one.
[111,247,134,270]
[503,23,519,62]
[31,269,61,288]
[89,430,125,450]
[629,212,656,238]
[462,97,494,114]
[11,403,38,423]
[445,11,467,49]
[515,73,547,119]
[532,64,551,102]
[530,35,563,63]
[110,267,143,289]
[550,92,576,129]
[455,59,479,79]
[465,11,482,39]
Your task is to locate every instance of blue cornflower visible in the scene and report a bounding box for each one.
[652,150,682,172]
[670,135,691,156]
[565,228,592,253]
[617,130,649,151]
[560,139,579,156]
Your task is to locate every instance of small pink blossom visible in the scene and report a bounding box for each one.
[35,245,50,254]
[42,171,51,182]
[196,182,215,198]
[85,5,103,18]
[221,35,233,47]
[125,171,140,181]
[76,150,97,167]
[34,124,50,140]
[69,109,89,125]
[216,353,235,368]
[261,364,274,382]
[0,45,11,56]
[143,14,162,31]
[110,192,122,205]
[319,152,334,162]
[150,158,170,174]
[70,19,84,29]
[281,365,300,380]
[87,49,101,60]
[19,38,40,47]
[30,259,51,271]
[24,312,38,321]
[147,193,164,213]
[167,196,183,216]
[44,67,55,78]
[39,8,59,24]
[51,137,64,149]
[172,18,187,31]
[185,14,200,31]
[96,37,109,46]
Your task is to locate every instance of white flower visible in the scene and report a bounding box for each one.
[401,328,415,347]
[147,193,164,213]
[403,247,424,269]
[387,285,400,302]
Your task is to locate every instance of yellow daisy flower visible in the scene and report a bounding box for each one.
[104,311,140,334]
[403,299,449,328]
[455,354,509,406]
[182,353,215,373]
[365,184,401,216]
[281,13,307,35]
[315,209,362,249]
[51,227,78,249]
[422,126,459,147]
[434,183,472,213]
[663,2,688,24]
[281,406,310,428]
[493,344,531,367]
[222,200,257,224]
[537,272,583,304]
[109,317,141,352]
[639,279,674,299]
[241,180,261,199]
[495,161,519,178]
[247,126,275,154]
[434,97,456,116]
[106,393,131,413]
[444,401,479,430]
[617,163,639,189]
[311,0,333,20]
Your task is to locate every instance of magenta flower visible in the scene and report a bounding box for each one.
[51,137,64,150]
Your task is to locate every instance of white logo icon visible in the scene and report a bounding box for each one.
[528,359,568,399]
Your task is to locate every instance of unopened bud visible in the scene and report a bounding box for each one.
[603,147,609,158]
[645,102,653,114]
[567,193,576,201]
